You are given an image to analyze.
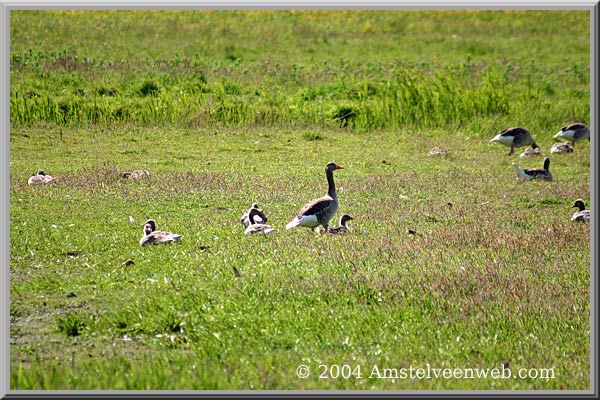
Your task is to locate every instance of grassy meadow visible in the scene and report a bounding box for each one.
[9,10,591,390]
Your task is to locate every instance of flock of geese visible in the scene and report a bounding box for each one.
[488,122,591,223]
[26,122,591,246]
[489,123,590,183]
[135,161,352,244]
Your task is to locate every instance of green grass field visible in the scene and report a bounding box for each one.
[9,10,591,390]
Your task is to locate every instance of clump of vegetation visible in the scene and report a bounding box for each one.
[332,106,356,128]
[138,80,160,97]
[96,86,118,96]
[303,131,324,141]
[56,313,86,337]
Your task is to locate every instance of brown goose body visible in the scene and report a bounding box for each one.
[550,142,574,154]
[554,123,590,146]
[428,147,449,156]
[519,147,541,158]
[571,199,590,222]
[28,170,54,185]
[139,219,183,246]
[512,157,552,181]
[244,223,275,235]
[286,162,344,232]
[490,127,539,156]
[122,170,151,180]
[328,214,354,234]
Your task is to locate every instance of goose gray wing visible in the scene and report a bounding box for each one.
[524,168,552,180]
[140,231,182,245]
[297,195,336,218]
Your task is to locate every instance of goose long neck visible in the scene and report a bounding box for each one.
[326,169,337,198]
[543,158,550,171]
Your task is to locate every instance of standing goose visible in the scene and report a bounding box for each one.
[28,170,54,185]
[550,142,574,154]
[490,127,539,156]
[553,123,590,146]
[328,214,354,234]
[139,219,183,246]
[512,157,553,181]
[286,162,344,232]
[240,203,267,228]
[244,208,275,235]
[571,199,590,222]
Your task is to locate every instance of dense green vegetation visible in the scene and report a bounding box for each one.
[10,10,589,132]
[9,10,590,390]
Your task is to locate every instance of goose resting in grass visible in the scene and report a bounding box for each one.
[244,223,275,235]
[490,127,539,156]
[286,162,344,232]
[512,157,553,181]
[328,214,354,234]
[428,147,449,156]
[28,170,54,185]
[122,170,151,180]
[140,219,183,246]
[571,199,590,222]
[244,207,275,235]
[519,147,541,158]
[553,123,590,146]
[550,142,574,154]
[240,203,268,228]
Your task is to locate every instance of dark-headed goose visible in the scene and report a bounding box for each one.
[328,214,354,234]
[571,199,590,222]
[286,162,344,232]
[244,207,275,235]
[512,157,552,181]
[28,170,54,185]
[490,127,539,156]
[240,203,267,228]
[140,219,183,246]
[553,123,589,146]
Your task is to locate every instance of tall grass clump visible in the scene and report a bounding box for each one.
[12,59,577,132]
[343,64,510,131]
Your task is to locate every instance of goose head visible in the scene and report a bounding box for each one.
[326,162,344,173]
[572,199,586,211]
[142,219,157,235]
[339,214,354,226]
